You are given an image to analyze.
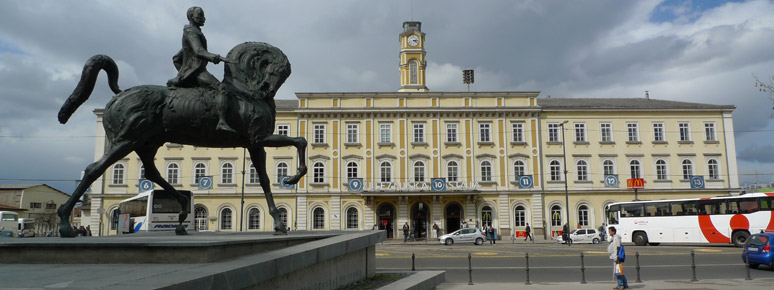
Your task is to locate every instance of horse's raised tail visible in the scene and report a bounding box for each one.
[58,54,122,124]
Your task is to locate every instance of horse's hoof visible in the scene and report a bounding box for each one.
[175,226,189,236]
[285,175,301,185]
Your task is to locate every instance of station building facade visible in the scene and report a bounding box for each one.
[82,21,740,239]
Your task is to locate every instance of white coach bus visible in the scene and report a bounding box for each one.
[117,189,194,233]
[605,192,774,247]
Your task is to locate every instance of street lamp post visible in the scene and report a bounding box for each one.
[559,121,571,231]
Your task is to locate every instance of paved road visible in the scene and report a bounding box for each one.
[375,239,774,284]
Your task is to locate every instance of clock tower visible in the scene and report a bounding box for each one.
[398,21,428,92]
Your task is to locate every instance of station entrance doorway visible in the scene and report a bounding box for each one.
[377,203,396,239]
[445,203,462,234]
[410,202,429,240]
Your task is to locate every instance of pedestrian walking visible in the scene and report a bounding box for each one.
[403,222,409,243]
[485,225,493,244]
[599,223,606,241]
[525,223,534,243]
[607,226,629,289]
[432,223,439,239]
[492,226,497,244]
[86,225,92,236]
[562,223,571,246]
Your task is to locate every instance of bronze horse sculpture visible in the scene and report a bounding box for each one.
[56,42,307,237]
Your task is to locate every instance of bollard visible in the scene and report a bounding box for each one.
[745,248,752,280]
[525,253,531,285]
[635,252,642,283]
[468,253,474,285]
[580,252,587,284]
[411,253,415,271]
[690,250,698,282]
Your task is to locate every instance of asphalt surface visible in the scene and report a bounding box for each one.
[375,239,774,284]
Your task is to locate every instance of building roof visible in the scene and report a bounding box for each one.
[0,184,68,195]
[276,99,298,110]
[0,203,26,211]
[538,98,735,111]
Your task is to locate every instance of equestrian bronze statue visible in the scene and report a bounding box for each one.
[56,7,306,238]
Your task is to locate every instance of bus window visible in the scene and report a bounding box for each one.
[645,203,670,216]
[621,204,643,218]
[606,205,620,225]
[732,198,759,214]
[119,197,148,217]
[698,200,726,215]
[762,197,774,210]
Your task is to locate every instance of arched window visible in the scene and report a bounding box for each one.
[248,208,260,230]
[576,160,588,181]
[220,208,232,230]
[682,159,693,180]
[249,163,258,184]
[481,206,493,227]
[550,160,562,181]
[380,161,392,183]
[278,207,288,227]
[139,163,145,180]
[655,160,668,180]
[276,162,289,183]
[194,206,208,231]
[313,162,325,183]
[313,207,325,229]
[514,205,526,227]
[629,160,641,179]
[346,207,359,229]
[221,162,234,184]
[110,208,119,230]
[346,161,359,180]
[447,161,459,182]
[602,160,615,176]
[112,164,125,185]
[413,161,425,182]
[551,205,562,227]
[194,162,207,183]
[409,60,418,84]
[708,159,720,180]
[167,163,179,184]
[480,161,492,182]
[513,160,525,178]
[578,205,590,227]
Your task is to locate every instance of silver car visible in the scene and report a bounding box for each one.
[438,228,487,246]
[556,229,604,244]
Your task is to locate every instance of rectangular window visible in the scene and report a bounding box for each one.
[380,123,392,143]
[653,123,664,142]
[413,123,425,143]
[574,123,586,142]
[512,123,524,142]
[548,123,560,142]
[276,124,289,136]
[514,208,526,227]
[627,123,639,142]
[30,202,41,209]
[346,124,358,143]
[479,123,491,142]
[679,122,690,141]
[600,123,612,142]
[446,123,458,143]
[313,124,325,144]
[704,122,716,141]
[46,203,56,210]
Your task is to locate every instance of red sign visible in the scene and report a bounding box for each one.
[627,178,645,189]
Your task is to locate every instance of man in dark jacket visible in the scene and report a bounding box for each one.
[403,222,409,243]
[562,223,571,245]
[525,223,533,243]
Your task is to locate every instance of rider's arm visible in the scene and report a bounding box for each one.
[185,30,220,63]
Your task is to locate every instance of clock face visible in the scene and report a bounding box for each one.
[407,35,420,47]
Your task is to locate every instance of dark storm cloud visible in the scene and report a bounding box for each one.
[738,145,774,163]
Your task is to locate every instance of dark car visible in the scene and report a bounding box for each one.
[0,230,17,238]
[742,232,774,270]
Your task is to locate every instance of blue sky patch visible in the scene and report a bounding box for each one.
[0,39,25,55]
[650,0,746,23]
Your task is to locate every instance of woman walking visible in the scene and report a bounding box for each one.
[607,226,628,289]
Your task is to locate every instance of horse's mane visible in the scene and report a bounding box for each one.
[223,42,291,113]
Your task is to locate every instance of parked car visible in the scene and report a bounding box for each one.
[742,232,774,270]
[438,228,487,246]
[0,230,17,238]
[556,229,604,244]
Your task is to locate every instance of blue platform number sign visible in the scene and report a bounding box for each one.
[518,176,534,189]
[139,179,154,192]
[348,178,364,192]
[431,178,446,192]
[280,176,296,190]
[690,176,705,189]
[604,175,619,188]
[198,176,213,190]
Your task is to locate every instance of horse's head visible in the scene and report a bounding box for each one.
[224,42,291,100]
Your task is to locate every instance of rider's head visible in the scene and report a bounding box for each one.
[187,7,205,26]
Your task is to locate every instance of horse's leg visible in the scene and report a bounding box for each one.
[58,140,135,237]
[135,145,190,235]
[261,134,307,184]
[247,146,286,235]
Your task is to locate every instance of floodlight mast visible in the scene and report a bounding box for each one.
[463,69,474,92]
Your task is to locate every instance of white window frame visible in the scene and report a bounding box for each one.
[576,160,589,181]
[379,161,392,183]
[629,160,641,179]
[380,123,392,143]
[577,205,590,227]
[413,161,426,182]
[276,161,289,183]
[312,162,325,183]
[514,205,527,227]
[679,122,691,141]
[166,162,180,184]
[112,164,125,185]
[653,122,664,142]
[708,159,720,180]
[655,159,668,180]
[513,160,526,179]
[480,160,493,182]
[248,208,260,230]
[312,207,325,230]
[574,123,586,142]
[276,124,290,136]
[548,123,560,142]
[220,207,233,230]
[549,160,562,181]
[413,123,425,143]
[221,162,234,184]
[194,162,207,183]
[346,123,359,143]
[446,123,458,143]
[313,124,326,144]
[479,123,491,142]
[346,161,359,180]
[704,122,716,141]
[602,159,615,176]
[446,160,459,182]
[600,122,612,142]
[346,207,359,230]
[249,163,259,184]
[681,159,693,180]
[512,122,524,143]
[627,122,639,142]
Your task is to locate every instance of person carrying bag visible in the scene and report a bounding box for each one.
[607,226,628,289]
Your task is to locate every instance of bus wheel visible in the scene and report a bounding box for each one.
[633,232,648,246]
[732,231,750,247]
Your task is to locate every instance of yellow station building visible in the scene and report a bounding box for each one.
[83,21,739,239]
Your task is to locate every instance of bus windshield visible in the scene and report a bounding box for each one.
[119,196,148,217]
[152,191,183,214]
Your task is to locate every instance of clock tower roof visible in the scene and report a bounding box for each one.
[400,21,425,37]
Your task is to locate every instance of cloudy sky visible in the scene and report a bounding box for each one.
[0,0,773,193]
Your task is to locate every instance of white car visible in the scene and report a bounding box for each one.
[438,228,487,246]
[556,229,604,244]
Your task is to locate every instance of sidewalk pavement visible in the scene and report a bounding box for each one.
[379,236,557,245]
[437,278,774,290]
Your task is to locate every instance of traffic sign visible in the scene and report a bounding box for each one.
[604,175,619,188]
[280,176,296,189]
[139,179,154,192]
[431,178,446,192]
[626,178,644,189]
[348,178,364,192]
[690,176,705,189]
[198,176,213,190]
[518,176,534,189]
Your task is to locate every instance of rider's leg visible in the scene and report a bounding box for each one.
[198,72,235,133]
